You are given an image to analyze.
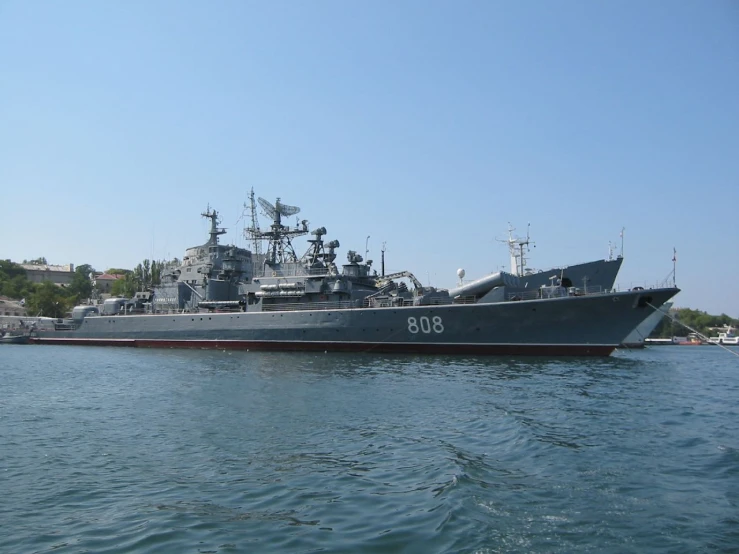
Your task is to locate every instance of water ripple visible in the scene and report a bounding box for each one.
[1,345,737,552]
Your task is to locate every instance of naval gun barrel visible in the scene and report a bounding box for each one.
[448,271,520,298]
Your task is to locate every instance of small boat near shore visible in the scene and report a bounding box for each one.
[0,331,30,344]
[708,326,739,345]
[676,333,705,345]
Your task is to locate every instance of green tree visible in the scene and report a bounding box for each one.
[129,259,167,291]
[133,263,145,291]
[151,260,161,285]
[0,259,28,280]
[26,281,71,318]
[22,257,48,265]
[105,258,171,295]
[0,260,33,299]
[67,264,95,302]
[110,273,137,297]
[4,275,34,299]
[652,308,739,338]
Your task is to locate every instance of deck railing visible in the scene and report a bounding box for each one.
[506,285,610,302]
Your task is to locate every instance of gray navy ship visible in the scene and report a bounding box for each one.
[477,223,623,295]
[30,196,679,356]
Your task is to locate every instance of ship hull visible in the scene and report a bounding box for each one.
[28,337,615,356]
[621,302,673,348]
[30,287,678,357]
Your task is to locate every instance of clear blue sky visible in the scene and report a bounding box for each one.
[1,1,737,316]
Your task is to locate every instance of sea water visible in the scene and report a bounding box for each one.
[1,345,737,553]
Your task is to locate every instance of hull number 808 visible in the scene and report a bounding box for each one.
[407,316,444,334]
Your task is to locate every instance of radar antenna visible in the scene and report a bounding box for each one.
[258,197,301,224]
[258,197,276,221]
[249,196,308,269]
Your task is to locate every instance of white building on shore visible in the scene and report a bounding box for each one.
[19,263,75,286]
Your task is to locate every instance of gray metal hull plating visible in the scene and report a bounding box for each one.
[621,301,674,348]
[32,287,678,356]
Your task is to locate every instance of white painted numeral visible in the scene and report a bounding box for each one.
[407,316,444,334]
[432,316,444,333]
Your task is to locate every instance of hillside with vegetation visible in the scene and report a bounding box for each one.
[0,259,169,318]
[651,308,737,338]
[0,260,94,318]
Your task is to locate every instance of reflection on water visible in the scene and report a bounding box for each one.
[1,345,737,553]
[169,349,646,384]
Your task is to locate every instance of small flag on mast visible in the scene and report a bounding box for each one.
[672,248,677,262]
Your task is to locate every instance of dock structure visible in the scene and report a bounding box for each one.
[644,338,676,346]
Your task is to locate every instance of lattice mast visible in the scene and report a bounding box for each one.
[244,188,262,259]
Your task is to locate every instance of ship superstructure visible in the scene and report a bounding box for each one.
[497,223,624,292]
[151,207,253,313]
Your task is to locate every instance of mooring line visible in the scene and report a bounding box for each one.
[646,303,739,358]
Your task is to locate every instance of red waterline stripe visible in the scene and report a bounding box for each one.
[28,337,616,356]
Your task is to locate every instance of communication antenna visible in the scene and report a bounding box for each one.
[672,247,677,286]
[201,205,226,246]
[496,223,534,276]
[620,227,625,258]
[245,188,262,258]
